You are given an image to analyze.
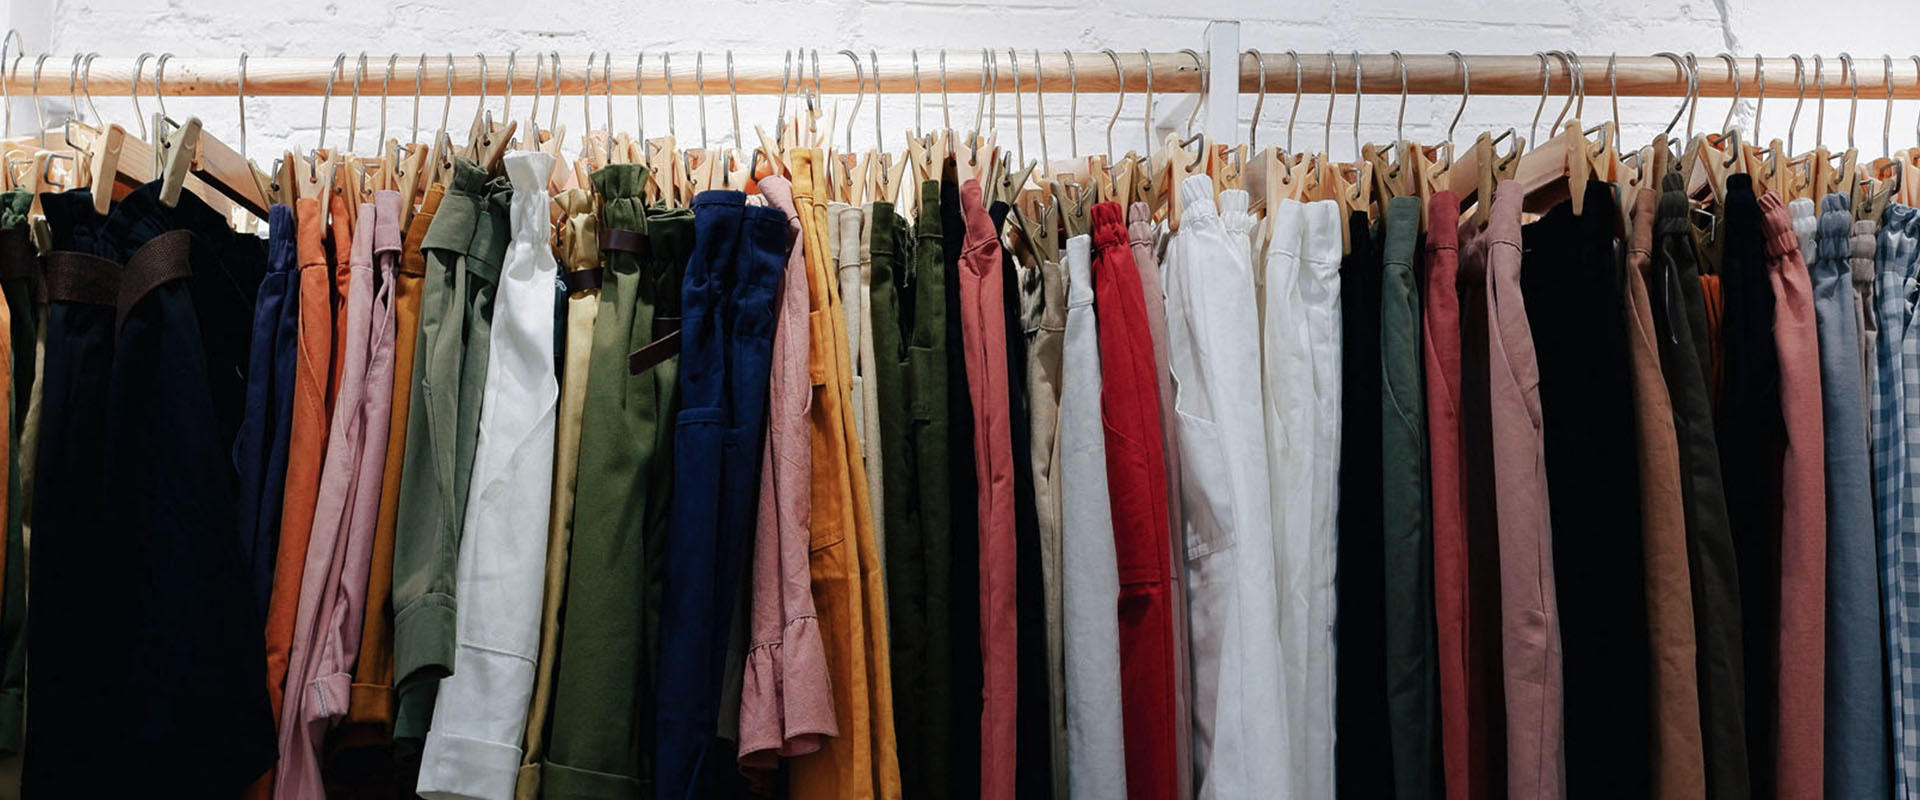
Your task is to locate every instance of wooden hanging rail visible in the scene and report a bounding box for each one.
[1,52,1917,98]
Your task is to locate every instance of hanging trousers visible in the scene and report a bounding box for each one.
[1624,188,1707,800]
[1759,190,1829,799]
[1716,174,1784,800]
[738,177,837,782]
[1060,230,1128,800]
[235,204,300,621]
[28,185,275,795]
[785,147,901,800]
[1876,203,1920,800]
[1520,182,1648,798]
[542,164,690,798]
[514,185,600,800]
[1807,191,1887,799]
[0,202,33,756]
[390,161,507,754]
[1167,178,1286,799]
[1479,181,1563,800]
[1128,200,1195,800]
[264,195,338,757]
[1337,207,1392,799]
[992,198,1054,800]
[1423,190,1485,800]
[416,151,562,800]
[888,179,959,800]
[278,196,399,800]
[958,178,1019,800]
[1652,173,1748,800]
[940,173,985,800]
[1380,195,1438,799]
[655,189,790,797]
[1089,200,1178,799]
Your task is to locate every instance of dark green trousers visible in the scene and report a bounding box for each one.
[391,159,508,745]
[1379,195,1438,799]
[883,180,957,799]
[542,163,692,799]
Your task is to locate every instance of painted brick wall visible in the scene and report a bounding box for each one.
[15,1,1920,167]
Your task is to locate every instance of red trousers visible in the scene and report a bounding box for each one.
[958,179,1020,799]
[1091,201,1179,799]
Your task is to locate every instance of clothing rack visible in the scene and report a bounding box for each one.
[10,52,1920,99]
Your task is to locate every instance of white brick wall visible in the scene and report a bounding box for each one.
[10,0,1920,166]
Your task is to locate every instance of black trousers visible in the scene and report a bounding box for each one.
[1519,182,1651,798]
[1336,214,1392,798]
[1715,173,1784,800]
[27,185,274,795]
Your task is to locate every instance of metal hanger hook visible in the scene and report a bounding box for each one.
[733,50,746,149]
[1181,48,1203,137]
[150,52,171,123]
[1445,50,1470,164]
[437,53,453,150]
[1065,49,1079,159]
[840,49,863,152]
[1717,52,1740,135]
[1140,49,1154,157]
[1531,52,1553,149]
[696,51,709,151]
[583,52,596,143]
[236,52,249,159]
[1788,53,1806,153]
[1246,49,1265,150]
[79,53,102,129]
[1883,54,1895,156]
[1839,52,1858,149]
[546,51,559,141]
[1390,50,1407,145]
[1033,50,1049,167]
[380,53,397,148]
[0,30,19,139]
[525,52,542,142]
[1102,49,1121,158]
[665,52,677,141]
[1008,48,1023,165]
[411,54,425,145]
[1286,50,1301,154]
[1813,53,1827,149]
[1323,51,1336,156]
[910,49,921,138]
[31,54,49,136]
[1349,50,1362,158]
[1651,52,1687,137]
[503,51,516,124]
[349,51,367,154]
[130,52,153,139]
[601,50,612,140]
[319,52,344,151]
[472,53,489,137]
[1609,53,1621,132]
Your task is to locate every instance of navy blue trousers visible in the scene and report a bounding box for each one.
[232,203,300,619]
[654,189,791,798]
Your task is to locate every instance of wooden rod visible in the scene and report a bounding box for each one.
[2,52,1916,98]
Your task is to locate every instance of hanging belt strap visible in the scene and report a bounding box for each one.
[560,267,603,293]
[626,316,681,375]
[599,228,649,257]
